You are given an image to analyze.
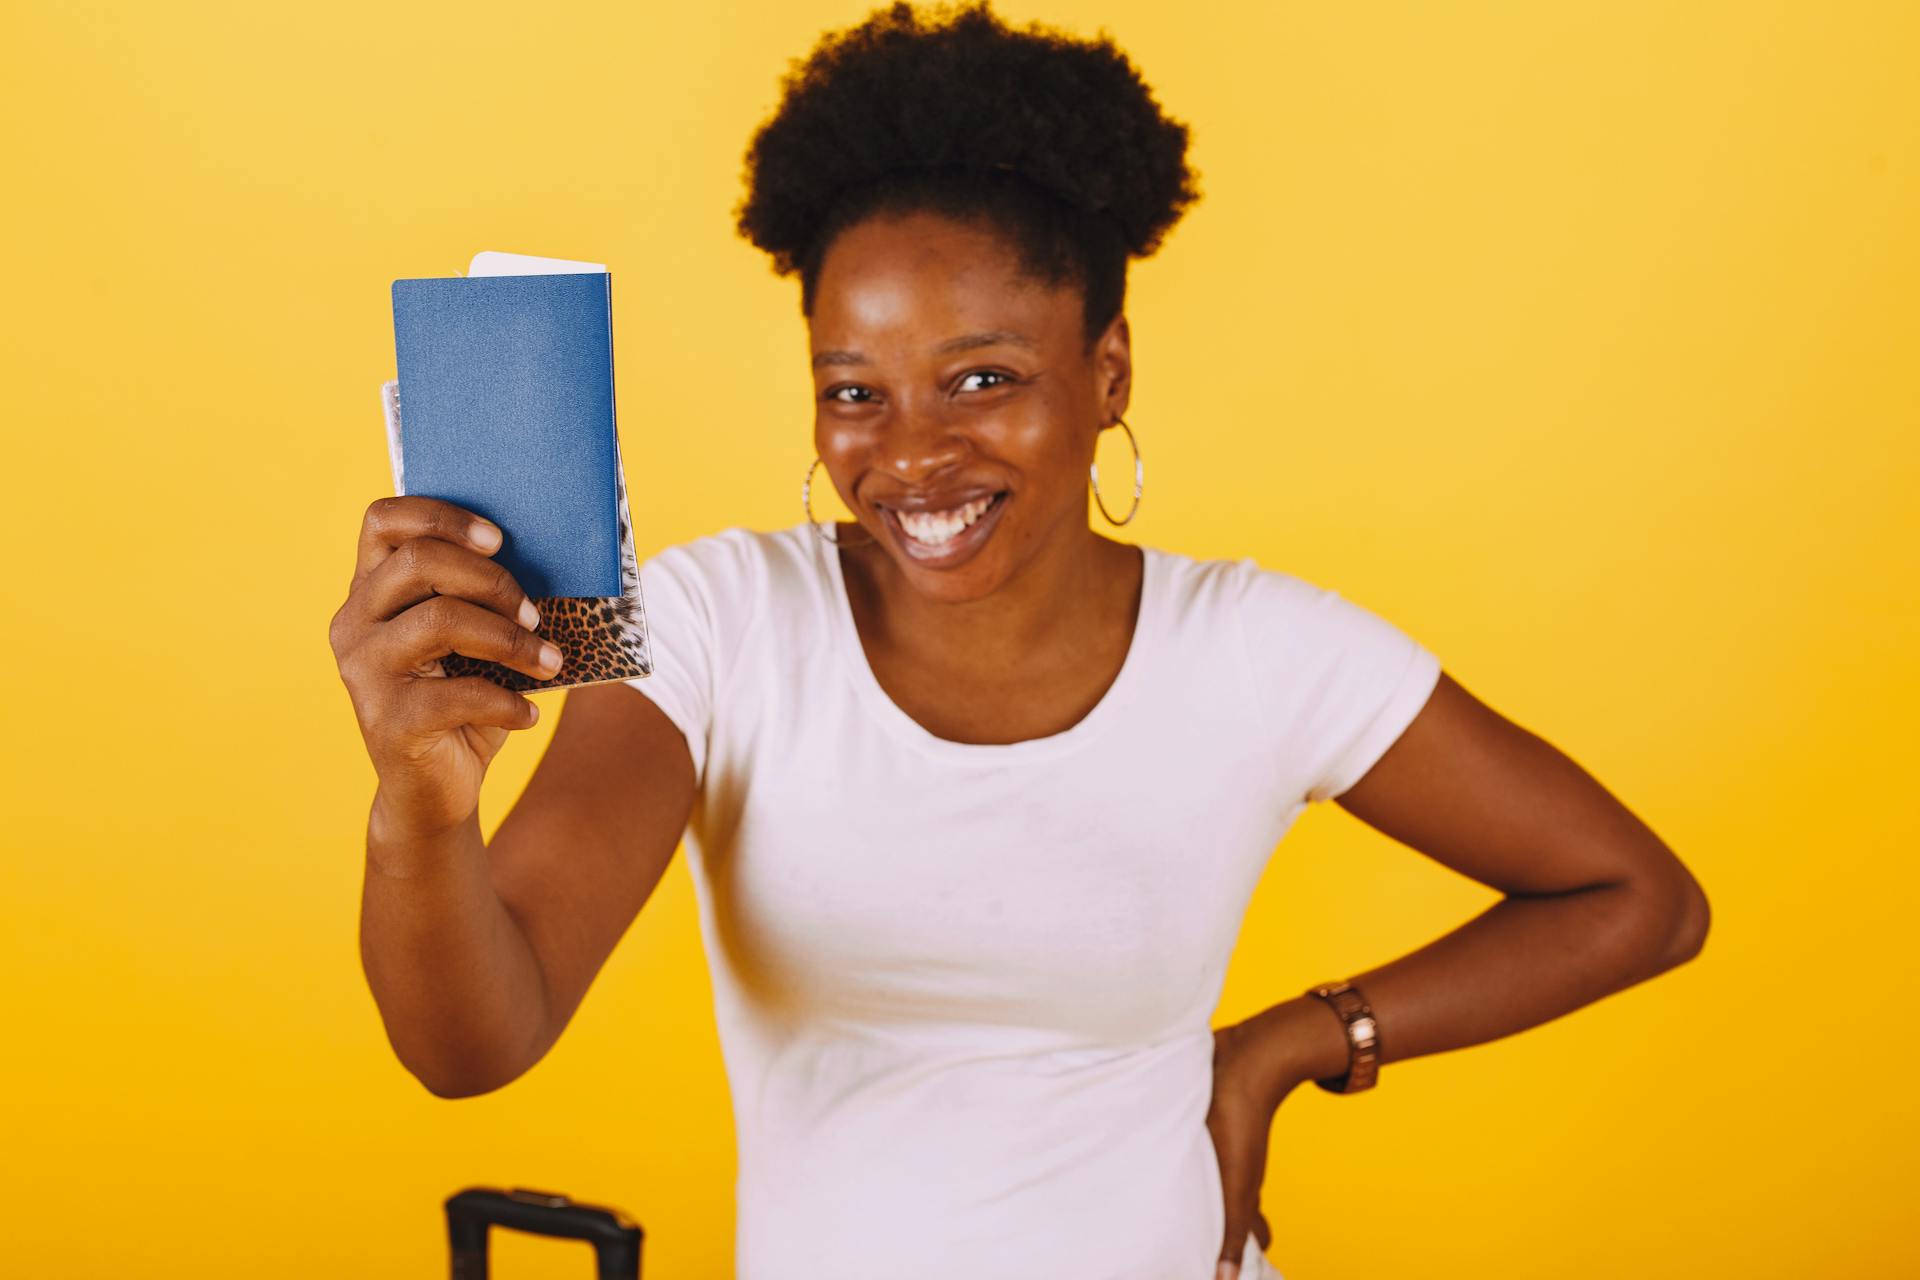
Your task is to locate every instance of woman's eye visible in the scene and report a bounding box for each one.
[958,370,1014,392]
[826,372,1013,402]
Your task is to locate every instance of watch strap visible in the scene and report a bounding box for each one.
[1305,979,1381,1094]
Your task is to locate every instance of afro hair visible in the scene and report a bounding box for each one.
[733,0,1201,348]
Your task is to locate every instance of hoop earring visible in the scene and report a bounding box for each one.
[1089,416,1144,526]
[803,456,875,547]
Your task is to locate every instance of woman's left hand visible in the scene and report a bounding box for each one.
[1207,1019,1302,1279]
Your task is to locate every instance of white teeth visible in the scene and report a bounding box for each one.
[895,495,994,545]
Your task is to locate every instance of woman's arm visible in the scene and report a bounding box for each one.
[1229,668,1711,1108]
[360,685,696,1098]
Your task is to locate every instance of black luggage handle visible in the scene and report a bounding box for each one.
[445,1186,644,1279]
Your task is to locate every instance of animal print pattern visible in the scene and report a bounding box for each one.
[381,378,653,693]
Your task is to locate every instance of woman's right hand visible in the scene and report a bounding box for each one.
[329,496,566,844]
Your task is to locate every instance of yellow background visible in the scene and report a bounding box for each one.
[3,1,1913,1275]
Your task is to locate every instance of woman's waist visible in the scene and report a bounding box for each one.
[734,1108,1223,1280]
[730,1029,1225,1277]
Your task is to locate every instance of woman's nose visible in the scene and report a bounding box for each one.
[876,410,968,486]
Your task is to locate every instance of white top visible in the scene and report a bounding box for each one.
[623,523,1441,1280]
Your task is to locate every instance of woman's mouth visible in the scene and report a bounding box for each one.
[876,491,1010,566]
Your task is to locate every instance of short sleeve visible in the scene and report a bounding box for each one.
[1236,563,1442,805]
[624,542,717,789]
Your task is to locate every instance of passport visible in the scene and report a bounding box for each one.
[390,269,620,598]
[382,251,652,693]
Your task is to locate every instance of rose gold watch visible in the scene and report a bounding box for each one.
[1305,979,1381,1094]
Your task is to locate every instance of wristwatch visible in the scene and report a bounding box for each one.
[1305,979,1381,1094]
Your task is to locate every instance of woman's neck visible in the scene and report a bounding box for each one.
[839,519,1139,678]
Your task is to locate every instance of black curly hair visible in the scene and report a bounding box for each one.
[734,0,1200,352]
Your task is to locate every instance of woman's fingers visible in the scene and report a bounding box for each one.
[356,531,540,633]
[1216,1202,1272,1278]
[1214,1121,1275,1276]
[353,494,504,587]
[398,674,543,737]
[371,592,563,684]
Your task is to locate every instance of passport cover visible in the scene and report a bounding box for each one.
[390,272,621,598]
[383,259,652,694]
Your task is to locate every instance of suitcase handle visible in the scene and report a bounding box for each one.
[445,1186,644,1279]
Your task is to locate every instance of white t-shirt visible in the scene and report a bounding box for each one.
[623,522,1441,1280]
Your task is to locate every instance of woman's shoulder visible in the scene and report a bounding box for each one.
[637,521,825,625]
[1142,540,1329,614]
[1143,541,1418,661]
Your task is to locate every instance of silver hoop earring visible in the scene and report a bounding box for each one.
[803,456,874,547]
[1089,416,1144,526]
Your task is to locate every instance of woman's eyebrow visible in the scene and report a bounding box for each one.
[811,329,1038,369]
[936,328,1037,355]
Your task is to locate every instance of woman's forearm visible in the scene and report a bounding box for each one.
[358,793,552,1098]
[1234,876,1706,1107]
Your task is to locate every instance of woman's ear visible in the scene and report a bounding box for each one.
[1096,311,1132,423]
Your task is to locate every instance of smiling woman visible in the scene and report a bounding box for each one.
[343,3,1708,1279]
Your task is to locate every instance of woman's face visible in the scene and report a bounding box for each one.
[808,208,1130,605]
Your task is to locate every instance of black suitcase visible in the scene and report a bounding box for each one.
[445,1186,644,1279]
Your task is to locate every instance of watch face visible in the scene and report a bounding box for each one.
[1350,1015,1377,1045]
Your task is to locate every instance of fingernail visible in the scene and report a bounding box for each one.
[539,642,563,671]
[1217,1264,1239,1280]
[518,598,540,630]
[470,520,502,550]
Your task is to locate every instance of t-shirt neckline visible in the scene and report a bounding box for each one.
[811,523,1162,763]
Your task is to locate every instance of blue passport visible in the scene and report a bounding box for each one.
[390,271,621,599]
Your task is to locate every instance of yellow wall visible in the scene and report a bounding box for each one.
[3,1,1913,1274]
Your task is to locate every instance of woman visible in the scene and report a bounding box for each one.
[332,4,1711,1277]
